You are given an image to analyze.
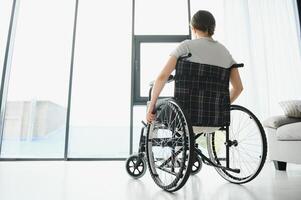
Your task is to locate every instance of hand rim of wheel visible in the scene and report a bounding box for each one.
[146,99,194,192]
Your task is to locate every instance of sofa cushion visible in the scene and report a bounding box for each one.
[263,115,301,129]
[279,100,301,118]
[276,122,301,141]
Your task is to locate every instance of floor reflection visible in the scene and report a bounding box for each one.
[123,162,301,200]
[183,175,202,200]
[212,183,258,200]
[126,179,148,200]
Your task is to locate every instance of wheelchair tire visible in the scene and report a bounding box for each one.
[146,99,194,192]
[125,154,147,179]
[190,155,202,175]
[206,104,267,184]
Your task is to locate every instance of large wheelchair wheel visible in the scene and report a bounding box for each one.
[207,105,267,184]
[146,99,194,192]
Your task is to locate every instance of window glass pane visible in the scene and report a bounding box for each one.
[68,0,132,158]
[0,0,13,88]
[0,0,75,158]
[140,43,178,97]
[132,105,146,153]
[135,0,189,35]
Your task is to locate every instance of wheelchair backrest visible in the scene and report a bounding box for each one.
[174,58,242,127]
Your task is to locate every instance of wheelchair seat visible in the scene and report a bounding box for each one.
[174,59,243,127]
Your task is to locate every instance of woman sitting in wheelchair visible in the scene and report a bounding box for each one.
[146,10,243,128]
[126,10,267,192]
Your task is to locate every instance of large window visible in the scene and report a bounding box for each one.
[0,0,75,158]
[68,0,132,158]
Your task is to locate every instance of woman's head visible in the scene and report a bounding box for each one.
[191,10,215,37]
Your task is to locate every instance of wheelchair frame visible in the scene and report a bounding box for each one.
[126,58,267,192]
[138,82,241,173]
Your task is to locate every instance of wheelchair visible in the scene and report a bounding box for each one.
[126,54,267,192]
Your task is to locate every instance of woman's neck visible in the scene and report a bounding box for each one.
[196,33,210,39]
[194,30,210,39]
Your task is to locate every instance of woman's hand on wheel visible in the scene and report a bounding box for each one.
[146,112,155,124]
[146,104,156,123]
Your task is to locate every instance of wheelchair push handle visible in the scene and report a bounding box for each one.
[231,63,244,68]
[166,74,175,83]
[178,53,192,60]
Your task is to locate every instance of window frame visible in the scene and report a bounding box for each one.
[133,35,190,105]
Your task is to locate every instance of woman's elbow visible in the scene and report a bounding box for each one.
[240,85,244,92]
[237,85,244,93]
[233,85,243,93]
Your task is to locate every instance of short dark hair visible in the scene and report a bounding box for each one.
[191,10,216,36]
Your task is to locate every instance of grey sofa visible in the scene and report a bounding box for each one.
[263,116,301,170]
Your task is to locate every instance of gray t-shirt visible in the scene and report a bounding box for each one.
[170,37,236,68]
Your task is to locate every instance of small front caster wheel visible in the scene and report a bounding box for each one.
[191,155,202,175]
[125,154,147,179]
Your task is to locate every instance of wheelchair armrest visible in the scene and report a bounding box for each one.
[149,75,175,87]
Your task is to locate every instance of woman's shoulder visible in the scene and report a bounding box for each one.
[178,39,191,46]
[178,38,232,55]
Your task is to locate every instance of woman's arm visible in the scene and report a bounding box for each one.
[229,68,243,104]
[146,56,178,123]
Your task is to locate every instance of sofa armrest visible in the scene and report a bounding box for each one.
[263,115,301,129]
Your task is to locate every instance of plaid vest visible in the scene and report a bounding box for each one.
[174,60,231,127]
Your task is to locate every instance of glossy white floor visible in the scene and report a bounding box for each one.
[0,161,300,200]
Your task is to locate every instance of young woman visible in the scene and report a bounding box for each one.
[146,10,243,131]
